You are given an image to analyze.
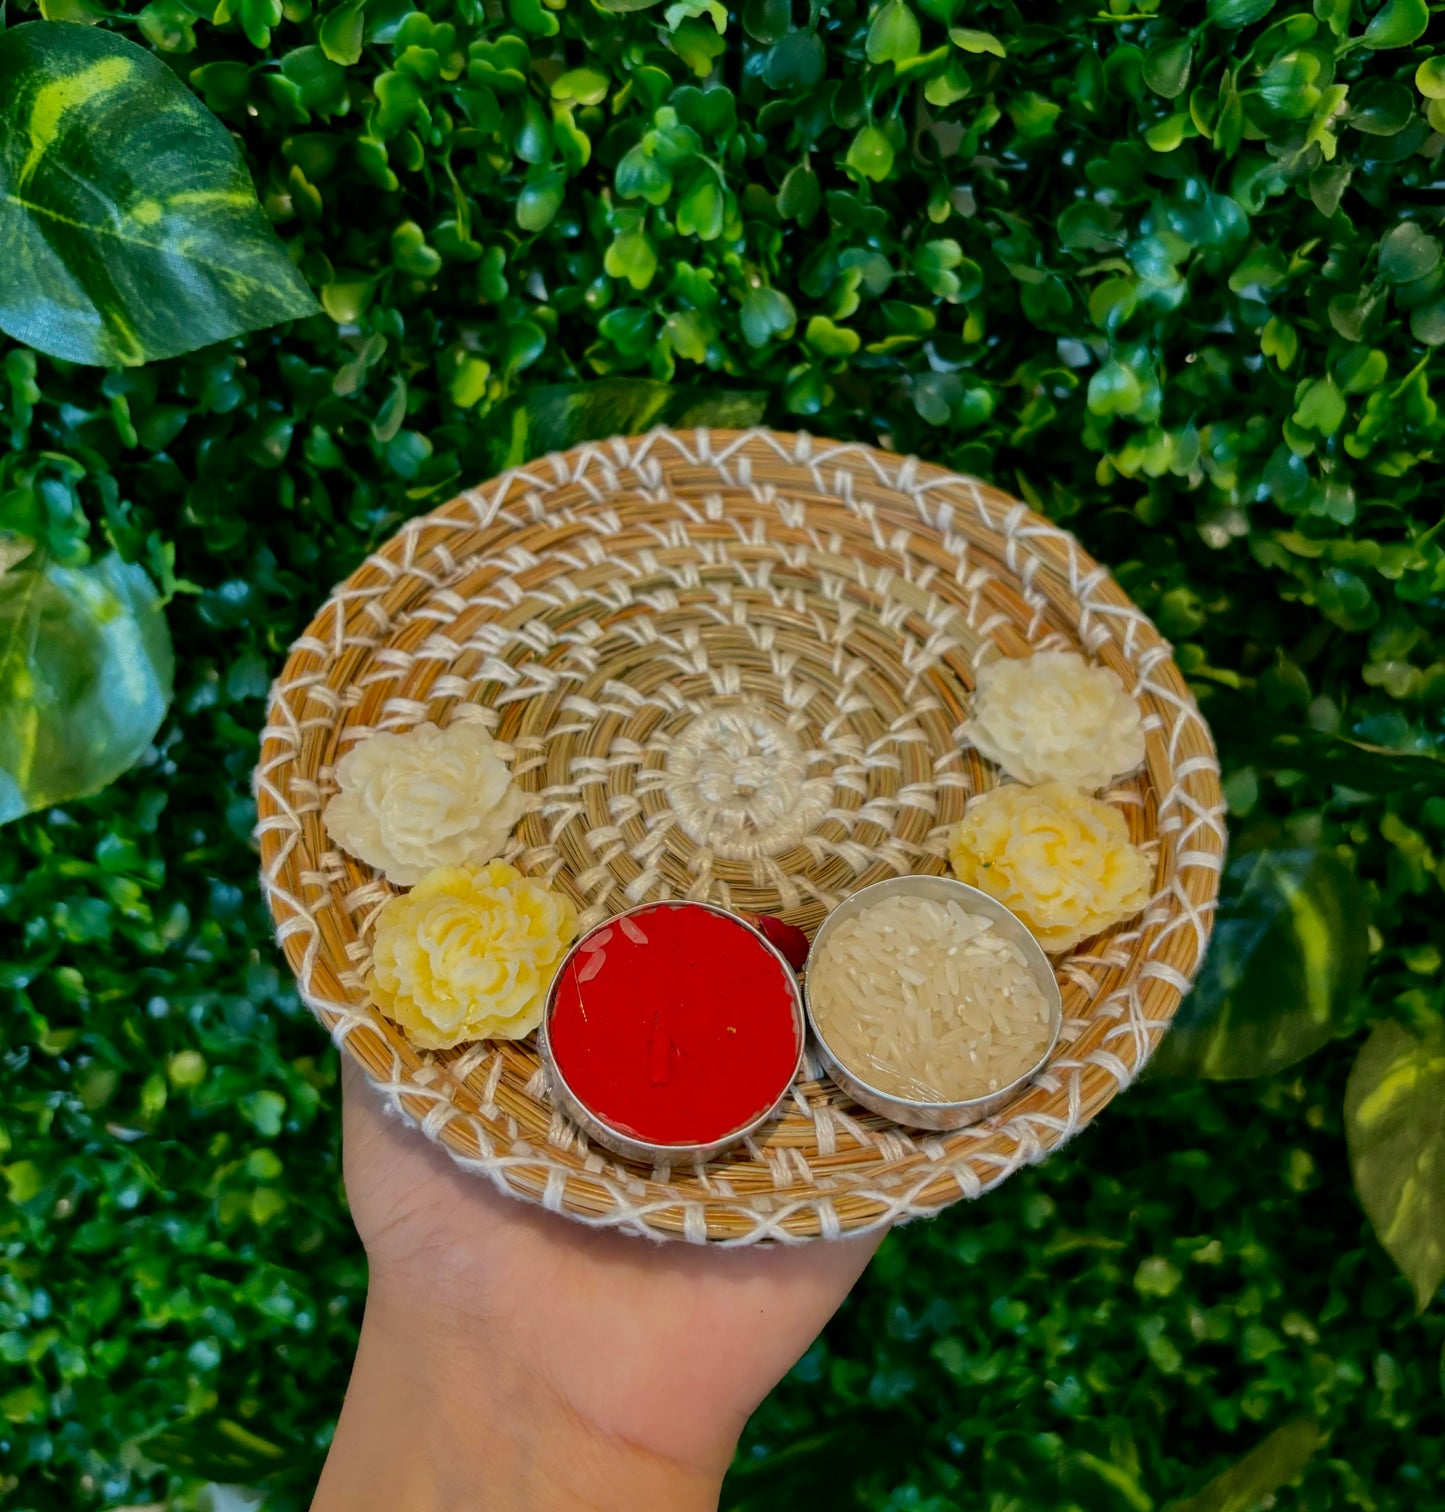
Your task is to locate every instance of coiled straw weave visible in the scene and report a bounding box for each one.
[255,428,1225,1243]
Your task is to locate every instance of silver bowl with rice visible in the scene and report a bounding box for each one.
[803,875,1063,1131]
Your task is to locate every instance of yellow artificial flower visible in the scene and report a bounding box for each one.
[949,782,1152,954]
[368,861,577,1050]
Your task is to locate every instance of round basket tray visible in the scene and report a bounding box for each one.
[255,428,1225,1244]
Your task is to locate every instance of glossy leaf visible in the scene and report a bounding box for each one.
[1361,0,1428,50]
[1379,221,1442,283]
[0,22,319,364]
[866,1,920,65]
[1152,848,1368,1080]
[1163,1420,1325,1512]
[846,123,894,180]
[0,550,174,824]
[1416,56,1445,98]
[1144,38,1194,99]
[1346,1020,1445,1310]
[481,379,765,473]
[1207,0,1276,26]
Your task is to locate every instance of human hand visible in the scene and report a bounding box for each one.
[313,1056,883,1512]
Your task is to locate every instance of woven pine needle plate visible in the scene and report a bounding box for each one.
[255,427,1225,1244]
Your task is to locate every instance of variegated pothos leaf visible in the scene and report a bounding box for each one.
[1345,1019,1445,1312]
[0,21,319,365]
[0,550,174,824]
[1152,847,1368,1080]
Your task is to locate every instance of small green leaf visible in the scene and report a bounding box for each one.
[1379,221,1443,283]
[1261,317,1298,369]
[1294,375,1346,434]
[1152,848,1368,1080]
[1207,0,1275,27]
[846,123,895,181]
[1416,56,1445,99]
[740,286,796,347]
[318,0,365,65]
[390,220,441,278]
[605,229,658,290]
[0,552,174,825]
[675,172,724,240]
[1087,358,1143,416]
[764,29,825,89]
[1362,0,1428,50]
[947,26,1004,56]
[1410,300,1445,344]
[616,144,672,204]
[1313,0,1351,36]
[742,0,789,42]
[777,162,821,225]
[0,22,319,365]
[1345,1020,1445,1310]
[551,66,608,105]
[1309,161,1351,218]
[866,0,920,64]
[1163,1419,1326,1512]
[1143,38,1193,100]
[1008,90,1063,140]
[804,314,860,356]
[1349,81,1414,135]
[280,45,348,118]
[516,169,565,232]
[482,378,765,472]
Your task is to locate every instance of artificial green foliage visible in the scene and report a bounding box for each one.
[2,0,1444,1507]
[0,23,319,365]
[0,546,174,824]
[1152,847,1368,1080]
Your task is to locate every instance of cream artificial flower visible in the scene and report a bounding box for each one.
[963,651,1145,791]
[324,721,527,885]
[949,781,1153,953]
[368,861,578,1050]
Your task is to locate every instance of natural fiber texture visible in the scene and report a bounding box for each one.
[255,428,1225,1244]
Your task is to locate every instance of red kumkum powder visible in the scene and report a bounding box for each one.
[548,903,802,1147]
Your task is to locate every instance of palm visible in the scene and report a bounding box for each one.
[340,1057,882,1473]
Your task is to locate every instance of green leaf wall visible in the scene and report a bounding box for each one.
[1,0,1442,1507]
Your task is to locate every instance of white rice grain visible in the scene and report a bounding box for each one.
[810,895,1052,1104]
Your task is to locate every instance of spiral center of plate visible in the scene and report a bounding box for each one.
[665,706,832,860]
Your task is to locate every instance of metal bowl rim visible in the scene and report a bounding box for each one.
[540,899,807,1158]
[802,874,1064,1116]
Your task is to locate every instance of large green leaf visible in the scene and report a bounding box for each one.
[1345,1020,1445,1311]
[484,378,767,472]
[1152,848,1368,1079]
[0,548,174,824]
[0,21,319,365]
[1162,1419,1325,1512]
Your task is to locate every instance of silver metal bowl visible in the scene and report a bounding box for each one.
[539,900,806,1166]
[803,875,1063,1131]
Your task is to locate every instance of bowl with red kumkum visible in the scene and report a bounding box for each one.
[539,902,806,1164]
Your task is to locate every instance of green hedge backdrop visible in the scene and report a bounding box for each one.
[1,0,1443,1507]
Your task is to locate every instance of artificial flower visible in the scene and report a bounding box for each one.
[368,860,578,1049]
[963,651,1145,790]
[949,781,1152,953]
[324,720,526,886]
